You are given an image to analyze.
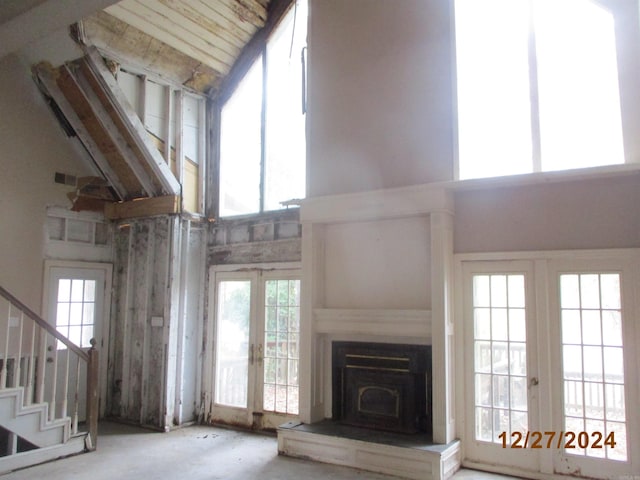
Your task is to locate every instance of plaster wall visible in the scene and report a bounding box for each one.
[0,53,92,310]
[454,174,640,253]
[307,0,454,197]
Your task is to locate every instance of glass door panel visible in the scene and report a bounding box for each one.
[263,279,300,416]
[214,280,251,408]
[559,273,627,462]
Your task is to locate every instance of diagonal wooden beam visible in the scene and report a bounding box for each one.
[84,46,182,196]
[70,64,158,197]
[34,64,128,200]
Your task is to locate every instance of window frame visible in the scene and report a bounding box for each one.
[451,0,640,182]
[215,1,307,219]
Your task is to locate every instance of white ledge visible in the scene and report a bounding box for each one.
[314,308,432,338]
[301,184,453,223]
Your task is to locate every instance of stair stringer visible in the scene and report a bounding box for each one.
[0,388,70,448]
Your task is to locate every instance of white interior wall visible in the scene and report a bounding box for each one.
[324,217,430,309]
[307,0,454,197]
[0,53,93,310]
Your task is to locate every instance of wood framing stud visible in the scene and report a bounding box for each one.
[105,195,180,220]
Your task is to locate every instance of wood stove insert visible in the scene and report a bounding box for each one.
[332,341,432,434]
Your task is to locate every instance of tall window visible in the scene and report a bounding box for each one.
[455,0,625,180]
[219,0,307,217]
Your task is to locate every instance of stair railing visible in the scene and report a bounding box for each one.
[0,286,98,451]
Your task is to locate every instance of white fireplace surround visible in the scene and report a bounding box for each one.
[277,184,459,479]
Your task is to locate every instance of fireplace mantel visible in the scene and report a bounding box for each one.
[314,308,431,339]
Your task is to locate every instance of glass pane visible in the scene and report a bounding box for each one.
[288,333,299,359]
[277,332,288,357]
[69,303,83,326]
[564,380,583,417]
[507,275,525,308]
[492,376,510,408]
[582,346,603,382]
[474,341,491,373]
[58,279,71,302]
[219,60,262,216]
[455,0,532,179]
[493,409,510,442]
[265,307,277,331]
[81,325,93,348]
[475,373,492,407]
[560,275,580,309]
[605,383,625,421]
[474,308,491,340]
[580,274,601,309]
[561,310,582,344]
[563,345,583,380]
[607,421,627,461]
[289,308,300,332]
[600,274,621,309]
[265,332,276,357]
[264,357,276,383]
[581,310,601,345]
[266,281,277,306]
[214,281,250,408]
[277,308,288,331]
[508,309,526,342]
[583,382,604,419]
[56,303,70,327]
[510,376,527,410]
[492,342,509,374]
[491,308,508,341]
[83,303,95,327]
[275,385,287,413]
[288,359,298,385]
[84,280,96,302]
[476,407,493,442]
[473,276,490,307]
[509,343,526,376]
[264,0,307,210]
[535,0,624,172]
[602,310,622,346]
[263,383,275,411]
[277,280,289,305]
[68,326,81,345]
[603,347,624,383]
[490,276,507,308]
[71,280,84,302]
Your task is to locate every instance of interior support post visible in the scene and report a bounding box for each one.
[430,209,455,444]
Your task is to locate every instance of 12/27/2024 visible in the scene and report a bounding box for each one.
[499,431,617,449]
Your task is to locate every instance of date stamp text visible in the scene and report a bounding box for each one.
[499,431,616,449]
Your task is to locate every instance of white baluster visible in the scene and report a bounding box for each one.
[49,336,58,422]
[61,346,70,419]
[72,356,80,435]
[35,329,47,404]
[14,311,23,389]
[1,304,10,389]
[25,322,36,405]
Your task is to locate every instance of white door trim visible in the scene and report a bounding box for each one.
[43,260,112,418]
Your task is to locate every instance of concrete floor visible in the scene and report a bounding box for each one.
[3,422,520,480]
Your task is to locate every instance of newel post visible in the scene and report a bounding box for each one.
[86,338,99,450]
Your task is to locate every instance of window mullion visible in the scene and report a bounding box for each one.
[528,0,542,173]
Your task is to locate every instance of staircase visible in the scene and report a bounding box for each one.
[0,286,99,474]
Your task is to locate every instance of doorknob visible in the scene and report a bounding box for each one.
[249,344,255,365]
[529,377,539,388]
[257,344,263,364]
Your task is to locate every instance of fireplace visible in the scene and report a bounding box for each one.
[332,342,432,434]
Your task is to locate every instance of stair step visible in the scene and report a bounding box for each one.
[0,434,86,474]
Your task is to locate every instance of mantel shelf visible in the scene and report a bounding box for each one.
[314,308,432,339]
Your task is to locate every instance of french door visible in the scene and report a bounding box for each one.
[210,267,301,430]
[462,255,639,478]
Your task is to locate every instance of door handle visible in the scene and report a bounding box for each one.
[529,377,539,388]
[257,344,263,364]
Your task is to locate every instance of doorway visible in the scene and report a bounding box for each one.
[208,265,300,430]
[43,261,112,419]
